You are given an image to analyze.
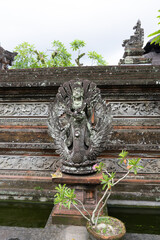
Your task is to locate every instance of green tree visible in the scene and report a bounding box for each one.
[70,39,86,66]
[12,40,107,69]
[88,51,107,66]
[34,50,48,67]
[148,10,160,46]
[49,40,73,67]
[12,42,40,69]
[70,39,86,51]
[12,41,73,69]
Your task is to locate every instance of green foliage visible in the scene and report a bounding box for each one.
[50,40,73,67]
[12,41,73,69]
[103,228,107,234]
[97,216,110,224]
[54,184,77,209]
[100,172,115,190]
[88,51,107,66]
[119,150,129,159]
[118,150,129,164]
[70,39,86,51]
[11,39,107,69]
[11,42,40,69]
[118,150,143,174]
[70,39,86,66]
[54,151,144,228]
[34,50,48,67]
[128,158,143,174]
[148,10,160,45]
[93,162,105,172]
[34,186,43,190]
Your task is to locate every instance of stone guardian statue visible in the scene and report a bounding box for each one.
[48,79,112,175]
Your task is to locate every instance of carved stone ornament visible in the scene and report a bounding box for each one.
[122,19,144,50]
[119,20,151,65]
[0,46,17,70]
[48,79,112,175]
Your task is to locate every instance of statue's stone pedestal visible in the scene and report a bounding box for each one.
[52,173,102,226]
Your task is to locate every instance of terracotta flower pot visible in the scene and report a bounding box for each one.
[86,216,126,240]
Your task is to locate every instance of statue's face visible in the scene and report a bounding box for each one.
[72,87,84,110]
[73,87,83,99]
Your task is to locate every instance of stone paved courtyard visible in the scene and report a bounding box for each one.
[0,213,159,240]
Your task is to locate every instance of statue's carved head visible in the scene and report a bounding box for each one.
[71,81,84,110]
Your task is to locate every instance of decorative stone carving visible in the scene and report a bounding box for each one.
[123,20,144,48]
[0,155,58,170]
[0,143,55,149]
[0,46,17,70]
[103,158,160,174]
[119,20,151,64]
[0,103,48,116]
[0,101,159,117]
[111,102,160,116]
[0,155,159,174]
[48,79,112,174]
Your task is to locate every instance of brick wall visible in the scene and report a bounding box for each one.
[0,65,160,201]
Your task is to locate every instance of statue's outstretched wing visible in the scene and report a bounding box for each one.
[48,81,76,161]
[48,100,69,160]
[88,102,112,160]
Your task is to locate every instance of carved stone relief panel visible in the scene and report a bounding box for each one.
[0,155,58,171]
[0,103,48,116]
[0,154,159,173]
[114,118,160,126]
[103,158,160,173]
[111,102,160,116]
[0,102,159,117]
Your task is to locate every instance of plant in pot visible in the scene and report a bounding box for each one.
[54,150,143,240]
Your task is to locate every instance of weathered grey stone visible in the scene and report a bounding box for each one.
[0,65,160,200]
[119,20,151,64]
[0,103,48,116]
[0,102,160,117]
[0,155,58,170]
[48,79,112,174]
[103,158,160,173]
[0,46,17,70]
[0,225,159,240]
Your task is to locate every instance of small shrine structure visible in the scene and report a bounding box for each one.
[119,20,151,65]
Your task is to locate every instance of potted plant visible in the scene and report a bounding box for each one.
[54,150,143,240]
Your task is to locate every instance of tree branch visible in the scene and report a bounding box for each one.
[91,186,110,224]
[95,190,111,226]
[72,202,91,223]
[113,170,130,186]
[75,198,91,219]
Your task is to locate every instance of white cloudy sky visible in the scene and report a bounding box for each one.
[0,0,160,65]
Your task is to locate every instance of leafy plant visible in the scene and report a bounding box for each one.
[88,51,107,66]
[70,39,86,52]
[11,42,39,69]
[50,40,73,67]
[34,186,43,190]
[34,50,48,67]
[148,10,160,46]
[70,39,86,66]
[11,39,107,69]
[54,151,143,228]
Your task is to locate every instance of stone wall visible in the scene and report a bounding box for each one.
[0,65,160,202]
